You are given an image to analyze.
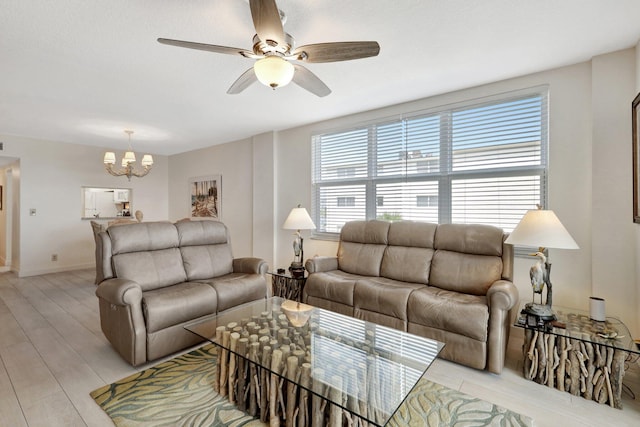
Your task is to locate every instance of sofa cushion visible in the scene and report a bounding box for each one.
[408,286,489,341]
[109,222,179,255]
[354,277,425,321]
[434,223,503,256]
[176,220,228,246]
[340,220,390,245]
[381,246,434,284]
[304,270,362,307]
[387,221,437,248]
[175,220,234,280]
[379,221,437,284]
[112,248,187,292]
[180,245,234,281]
[203,273,266,312]
[338,220,390,276]
[142,282,217,333]
[338,242,386,277]
[429,250,502,295]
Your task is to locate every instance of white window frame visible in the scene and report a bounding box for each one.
[311,87,549,240]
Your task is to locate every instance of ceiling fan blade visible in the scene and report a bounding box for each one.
[292,64,331,97]
[157,38,257,58]
[227,68,258,94]
[291,41,380,63]
[249,0,285,47]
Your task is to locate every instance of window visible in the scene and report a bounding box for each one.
[416,195,438,207]
[337,167,356,178]
[337,196,356,207]
[311,88,548,237]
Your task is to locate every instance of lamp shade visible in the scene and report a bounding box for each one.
[254,56,294,88]
[505,209,579,250]
[103,152,116,165]
[123,151,136,164]
[283,206,316,230]
[141,154,154,167]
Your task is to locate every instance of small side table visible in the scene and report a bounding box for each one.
[514,304,639,409]
[268,270,307,302]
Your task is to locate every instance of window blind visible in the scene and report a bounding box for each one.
[312,88,548,237]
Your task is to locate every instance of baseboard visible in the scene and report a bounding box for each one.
[16,262,95,278]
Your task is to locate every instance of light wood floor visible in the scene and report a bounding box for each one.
[1,269,639,426]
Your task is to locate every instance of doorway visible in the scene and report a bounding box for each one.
[0,157,18,272]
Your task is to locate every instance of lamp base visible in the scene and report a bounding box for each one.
[288,263,305,279]
[522,302,556,321]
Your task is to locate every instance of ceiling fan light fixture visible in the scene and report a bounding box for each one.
[254,56,294,89]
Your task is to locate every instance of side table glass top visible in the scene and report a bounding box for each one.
[185,297,444,426]
[514,303,639,354]
[267,269,308,280]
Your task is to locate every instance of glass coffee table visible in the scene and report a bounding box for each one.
[514,303,640,409]
[186,297,444,426]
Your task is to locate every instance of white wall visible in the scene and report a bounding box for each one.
[0,134,169,277]
[591,49,637,333]
[168,136,255,259]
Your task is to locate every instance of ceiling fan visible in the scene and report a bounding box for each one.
[157,0,380,97]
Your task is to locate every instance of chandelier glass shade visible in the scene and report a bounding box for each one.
[104,130,153,181]
[254,56,294,89]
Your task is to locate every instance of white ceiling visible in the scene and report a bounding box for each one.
[2,0,640,156]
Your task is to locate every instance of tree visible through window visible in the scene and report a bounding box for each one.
[311,89,548,235]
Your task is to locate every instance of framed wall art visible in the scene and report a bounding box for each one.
[189,175,221,219]
[633,92,640,223]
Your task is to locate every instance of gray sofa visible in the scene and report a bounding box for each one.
[303,220,518,374]
[95,220,269,366]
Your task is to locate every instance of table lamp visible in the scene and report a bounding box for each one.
[283,204,316,277]
[505,205,579,320]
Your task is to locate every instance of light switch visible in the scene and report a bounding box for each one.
[30,208,36,216]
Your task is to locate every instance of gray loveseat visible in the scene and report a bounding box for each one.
[95,220,268,366]
[303,220,518,374]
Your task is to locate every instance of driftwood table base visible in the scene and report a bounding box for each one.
[187,299,443,427]
[214,313,379,426]
[270,273,306,302]
[523,329,628,409]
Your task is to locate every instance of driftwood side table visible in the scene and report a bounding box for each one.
[515,305,639,409]
[268,270,307,302]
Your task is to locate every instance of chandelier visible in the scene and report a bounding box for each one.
[103,130,153,181]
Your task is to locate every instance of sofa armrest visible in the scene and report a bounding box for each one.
[305,256,338,273]
[95,278,142,306]
[95,278,147,366]
[487,279,518,311]
[485,279,519,374]
[233,257,268,274]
